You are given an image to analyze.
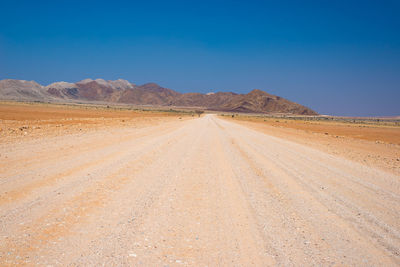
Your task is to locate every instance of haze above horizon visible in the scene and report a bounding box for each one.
[0,0,399,116]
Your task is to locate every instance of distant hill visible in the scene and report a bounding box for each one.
[0,79,317,115]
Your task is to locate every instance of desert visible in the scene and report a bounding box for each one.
[0,102,399,265]
[2,1,399,265]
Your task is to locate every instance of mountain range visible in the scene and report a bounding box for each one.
[0,79,317,115]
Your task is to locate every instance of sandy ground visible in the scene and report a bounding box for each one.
[0,111,399,266]
[227,116,400,175]
[0,102,189,143]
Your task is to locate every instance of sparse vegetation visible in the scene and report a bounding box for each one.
[223,113,400,145]
[195,110,204,117]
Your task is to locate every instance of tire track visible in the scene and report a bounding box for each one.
[216,116,399,265]
[0,120,194,265]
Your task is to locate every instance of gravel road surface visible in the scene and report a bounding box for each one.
[0,115,399,266]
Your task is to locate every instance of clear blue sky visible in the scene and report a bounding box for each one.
[0,0,399,116]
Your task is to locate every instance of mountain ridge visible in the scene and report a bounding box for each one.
[0,79,317,115]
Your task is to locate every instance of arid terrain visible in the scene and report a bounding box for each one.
[0,103,399,266]
[224,114,400,175]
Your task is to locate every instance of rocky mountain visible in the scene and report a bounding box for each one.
[0,79,53,101]
[0,79,317,115]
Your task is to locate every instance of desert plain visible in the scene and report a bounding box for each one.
[0,102,399,266]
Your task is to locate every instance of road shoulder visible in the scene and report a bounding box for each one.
[221,117,400,175]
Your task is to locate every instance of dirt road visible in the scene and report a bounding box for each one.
[0,114,399,266]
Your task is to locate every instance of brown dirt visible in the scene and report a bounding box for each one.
[0,102,190,143]
[228,115,400,144]
[224,115,400,175]
[0,112,399,266]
